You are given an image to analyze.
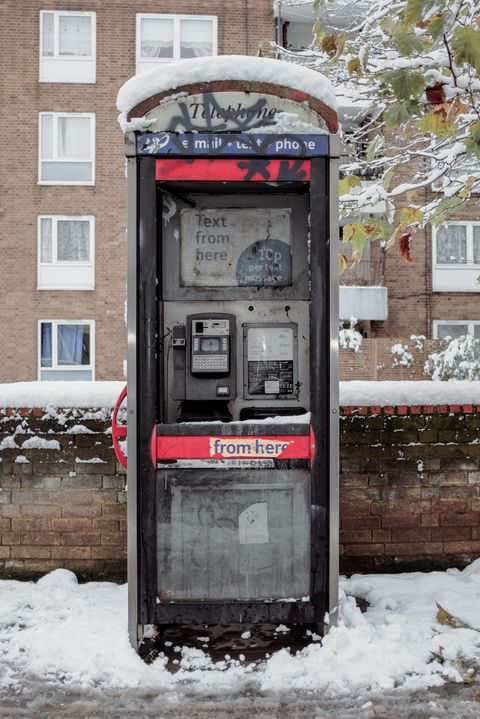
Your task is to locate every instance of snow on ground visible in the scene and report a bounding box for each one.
[1,562,480,697]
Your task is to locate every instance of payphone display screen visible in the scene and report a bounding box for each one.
[245,325,297,397]
[180,208,291,287]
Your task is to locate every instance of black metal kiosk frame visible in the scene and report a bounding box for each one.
[124,102,340,649]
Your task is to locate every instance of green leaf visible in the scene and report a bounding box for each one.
[404,0,429,26]
[342,223,369,260]
[385,100,420,127]
[366,135,384,162]
[436,602,467,629]
[452,26,480,74]
[429,13,447,41]
[384,69,425,101]
[392,24,425,55]
[465,122,480,159]
[430,196,465,224]
[383,168,395,191]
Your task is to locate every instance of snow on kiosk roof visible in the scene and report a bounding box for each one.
[116,55,339,134]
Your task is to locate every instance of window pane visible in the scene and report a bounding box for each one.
[41,161,92,182]
[57,220,90,261]
[436,323,468,340]
[41,369,92,381]
[41,13,54,56]
[435,225,467,264]
[41,323,52,367]
[141,18,174,58]
[57,324,90,365]
[41,115,53,159]
[473,226,480,264]
[180,19,213,58]
[474,325,480,340]
[40,218,53,262]
[59,15,91,56]
[58,116,91,158]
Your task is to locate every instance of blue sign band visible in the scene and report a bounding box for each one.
[136,133,329,157]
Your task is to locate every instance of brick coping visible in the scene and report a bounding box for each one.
[0,404,478,418]
[341,404,478,416]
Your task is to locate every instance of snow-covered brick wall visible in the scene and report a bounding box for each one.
[1,400,479,579]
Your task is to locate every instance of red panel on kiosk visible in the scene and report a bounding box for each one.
[151,431,314,466]
[155,158,310,182]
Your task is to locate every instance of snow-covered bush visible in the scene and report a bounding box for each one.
[339,317,362,352]
[424,335,480,381]
[391,343,413,368]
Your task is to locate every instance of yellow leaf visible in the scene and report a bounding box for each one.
[400,206,424,224]
[313,20,325,47]
[339,253,348,274]
[339,175,361,195]
[419,109,455,137]
[436,602,467,628]
[457,176,475,198]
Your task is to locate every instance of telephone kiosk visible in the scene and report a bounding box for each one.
[115,60,340,651]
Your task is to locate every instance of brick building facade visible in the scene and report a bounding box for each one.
[1,0,479,383]
[0,0,275,383]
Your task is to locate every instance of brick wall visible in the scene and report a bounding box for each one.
[340,337,445,381]
[1,404,479,580]
[341,404,480,572]
[0,408,126,581]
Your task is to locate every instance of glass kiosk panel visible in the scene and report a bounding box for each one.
[156,469,310,601]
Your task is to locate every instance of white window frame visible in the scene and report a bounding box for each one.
[37,215,95,290]
[38,112,95,186]
[432,221,480,292]
[38,319,95,380]
[433,320,480,339]
[135,13,218,72]
[39,11,96,83]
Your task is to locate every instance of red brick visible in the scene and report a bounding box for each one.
[391,528,431,543]
[340,530,372,544]
[388,543,425,555]
[343,543,385,556]
[421,514,440,527]
[14,546,51,559]
[51,547,91,560]
[443,541,480,553]
[432,526,471,541]
[440,513,480,526]
[91,546,127,559]
[381,515,421,528]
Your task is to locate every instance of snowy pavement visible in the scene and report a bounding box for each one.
[1,563,480,717]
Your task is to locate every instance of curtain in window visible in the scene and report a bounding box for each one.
[42,13,54,56]
[180,20,213,58]
[59,15,91,56]
[58,117,90,159]
[40,218,53,262]
[436,225,467,264]
[58,325,90,365]
[41,323,52,367]
[473,226,480,264]
[57,221,90,261]
[141,18,173,58]
[436,324,468,339]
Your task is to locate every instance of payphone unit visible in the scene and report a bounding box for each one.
[117,56,340,650]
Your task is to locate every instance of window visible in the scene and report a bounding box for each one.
[136,14,217,73]
[39,113,95,185]
[38,216,94,290]
[40,11,96,83]
[39,320,94,380]
[432,222,480,292]
[434,321,480,340]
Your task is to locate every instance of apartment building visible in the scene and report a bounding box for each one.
[0,0,274,382]
[2,0,479,383]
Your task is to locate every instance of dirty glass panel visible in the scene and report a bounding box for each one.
[157,469,310,601]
